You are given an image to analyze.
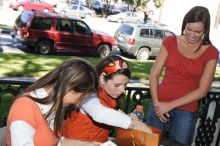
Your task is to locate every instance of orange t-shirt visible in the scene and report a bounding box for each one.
[7,97,58,146]
[63,88,118,142]
[159,36,219,112]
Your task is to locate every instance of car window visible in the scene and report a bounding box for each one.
[154,30,163,38]
[29,17,52,30]
[164,31,174,37]
[15,12,33,28]
[140,29,152,38]
[118,24,134,35]
[36,0,42,4]
[132,13,138,17]
[56,19,72,32]
[72,6,78,10]
[74,21,90,34]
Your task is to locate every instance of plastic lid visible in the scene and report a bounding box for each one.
[136,105,144,111]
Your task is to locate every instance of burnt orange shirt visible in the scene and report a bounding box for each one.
[7,97,58,146]
[63,88,118,142]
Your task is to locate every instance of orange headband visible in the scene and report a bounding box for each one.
[102,60,128,75]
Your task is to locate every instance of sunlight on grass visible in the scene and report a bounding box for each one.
[1,53,220,81]
[214,71,220,81]
[0,53,154,80]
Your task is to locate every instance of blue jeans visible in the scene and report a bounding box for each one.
[146,103,196,145]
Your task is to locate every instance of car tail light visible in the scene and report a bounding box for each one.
[128,38,135,46]
[22,27,29,37]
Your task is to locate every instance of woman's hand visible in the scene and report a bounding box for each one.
[157,113,170,123]
[132,119,152,133]
[154,102,172,117]
[61,138,101,146]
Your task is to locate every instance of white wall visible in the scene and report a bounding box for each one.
[158,0,220,50]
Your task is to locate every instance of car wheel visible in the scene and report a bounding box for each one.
[43,8,49,12]
[97,44,111,58]
[136,47,150,61]
[85,14,91,19]
[35,40,53,55]
[117,18,122,23]
[18,5,24,11]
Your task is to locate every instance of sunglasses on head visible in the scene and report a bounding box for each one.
[102,60,128,75]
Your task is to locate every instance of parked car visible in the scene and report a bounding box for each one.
[9,0,54,12]
[12,11,118,57]
[108,5,121,15]
[107,12,144,24]
[114,23,175,60]
[92,0,104,13]
[55,4,96,19]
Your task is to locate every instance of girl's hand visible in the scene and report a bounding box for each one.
[157,113,170,123]
[154,102,172,117]
[132,119,152,133]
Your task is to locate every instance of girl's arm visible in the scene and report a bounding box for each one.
[80,94,131,129]
[81,94,152,133]
[10,120,35,146]
[149,45,168,106]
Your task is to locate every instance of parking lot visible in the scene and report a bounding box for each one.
[0,6,120,37]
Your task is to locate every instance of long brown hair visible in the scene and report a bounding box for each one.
[18,58,98,136]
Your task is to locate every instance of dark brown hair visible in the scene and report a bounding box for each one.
[181,6,212,52]
[19,58,98,136]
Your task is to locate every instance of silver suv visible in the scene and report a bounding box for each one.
[114,23,175,60]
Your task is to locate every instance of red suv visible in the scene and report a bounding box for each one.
[9,0,54,12]
[13,11,117,57]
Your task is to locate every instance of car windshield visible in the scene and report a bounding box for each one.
[118,24,134,35]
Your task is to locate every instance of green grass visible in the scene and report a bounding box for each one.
[0,53,154,80]
[0,24,13,30]
[1,53,220,80]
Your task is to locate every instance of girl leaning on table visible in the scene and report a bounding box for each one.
[6,58,101,146]
[63,55,152,143]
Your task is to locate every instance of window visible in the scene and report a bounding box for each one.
[72,6,78,10]
[140,29,149,37]
[140,29,153,38]
[154,30,163,38]
[29,17,52,30]
[164,31,174,37]
[118,24,134,35]
[15,11,33,28]
[75,21,90,34]
[56,19,72,32]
